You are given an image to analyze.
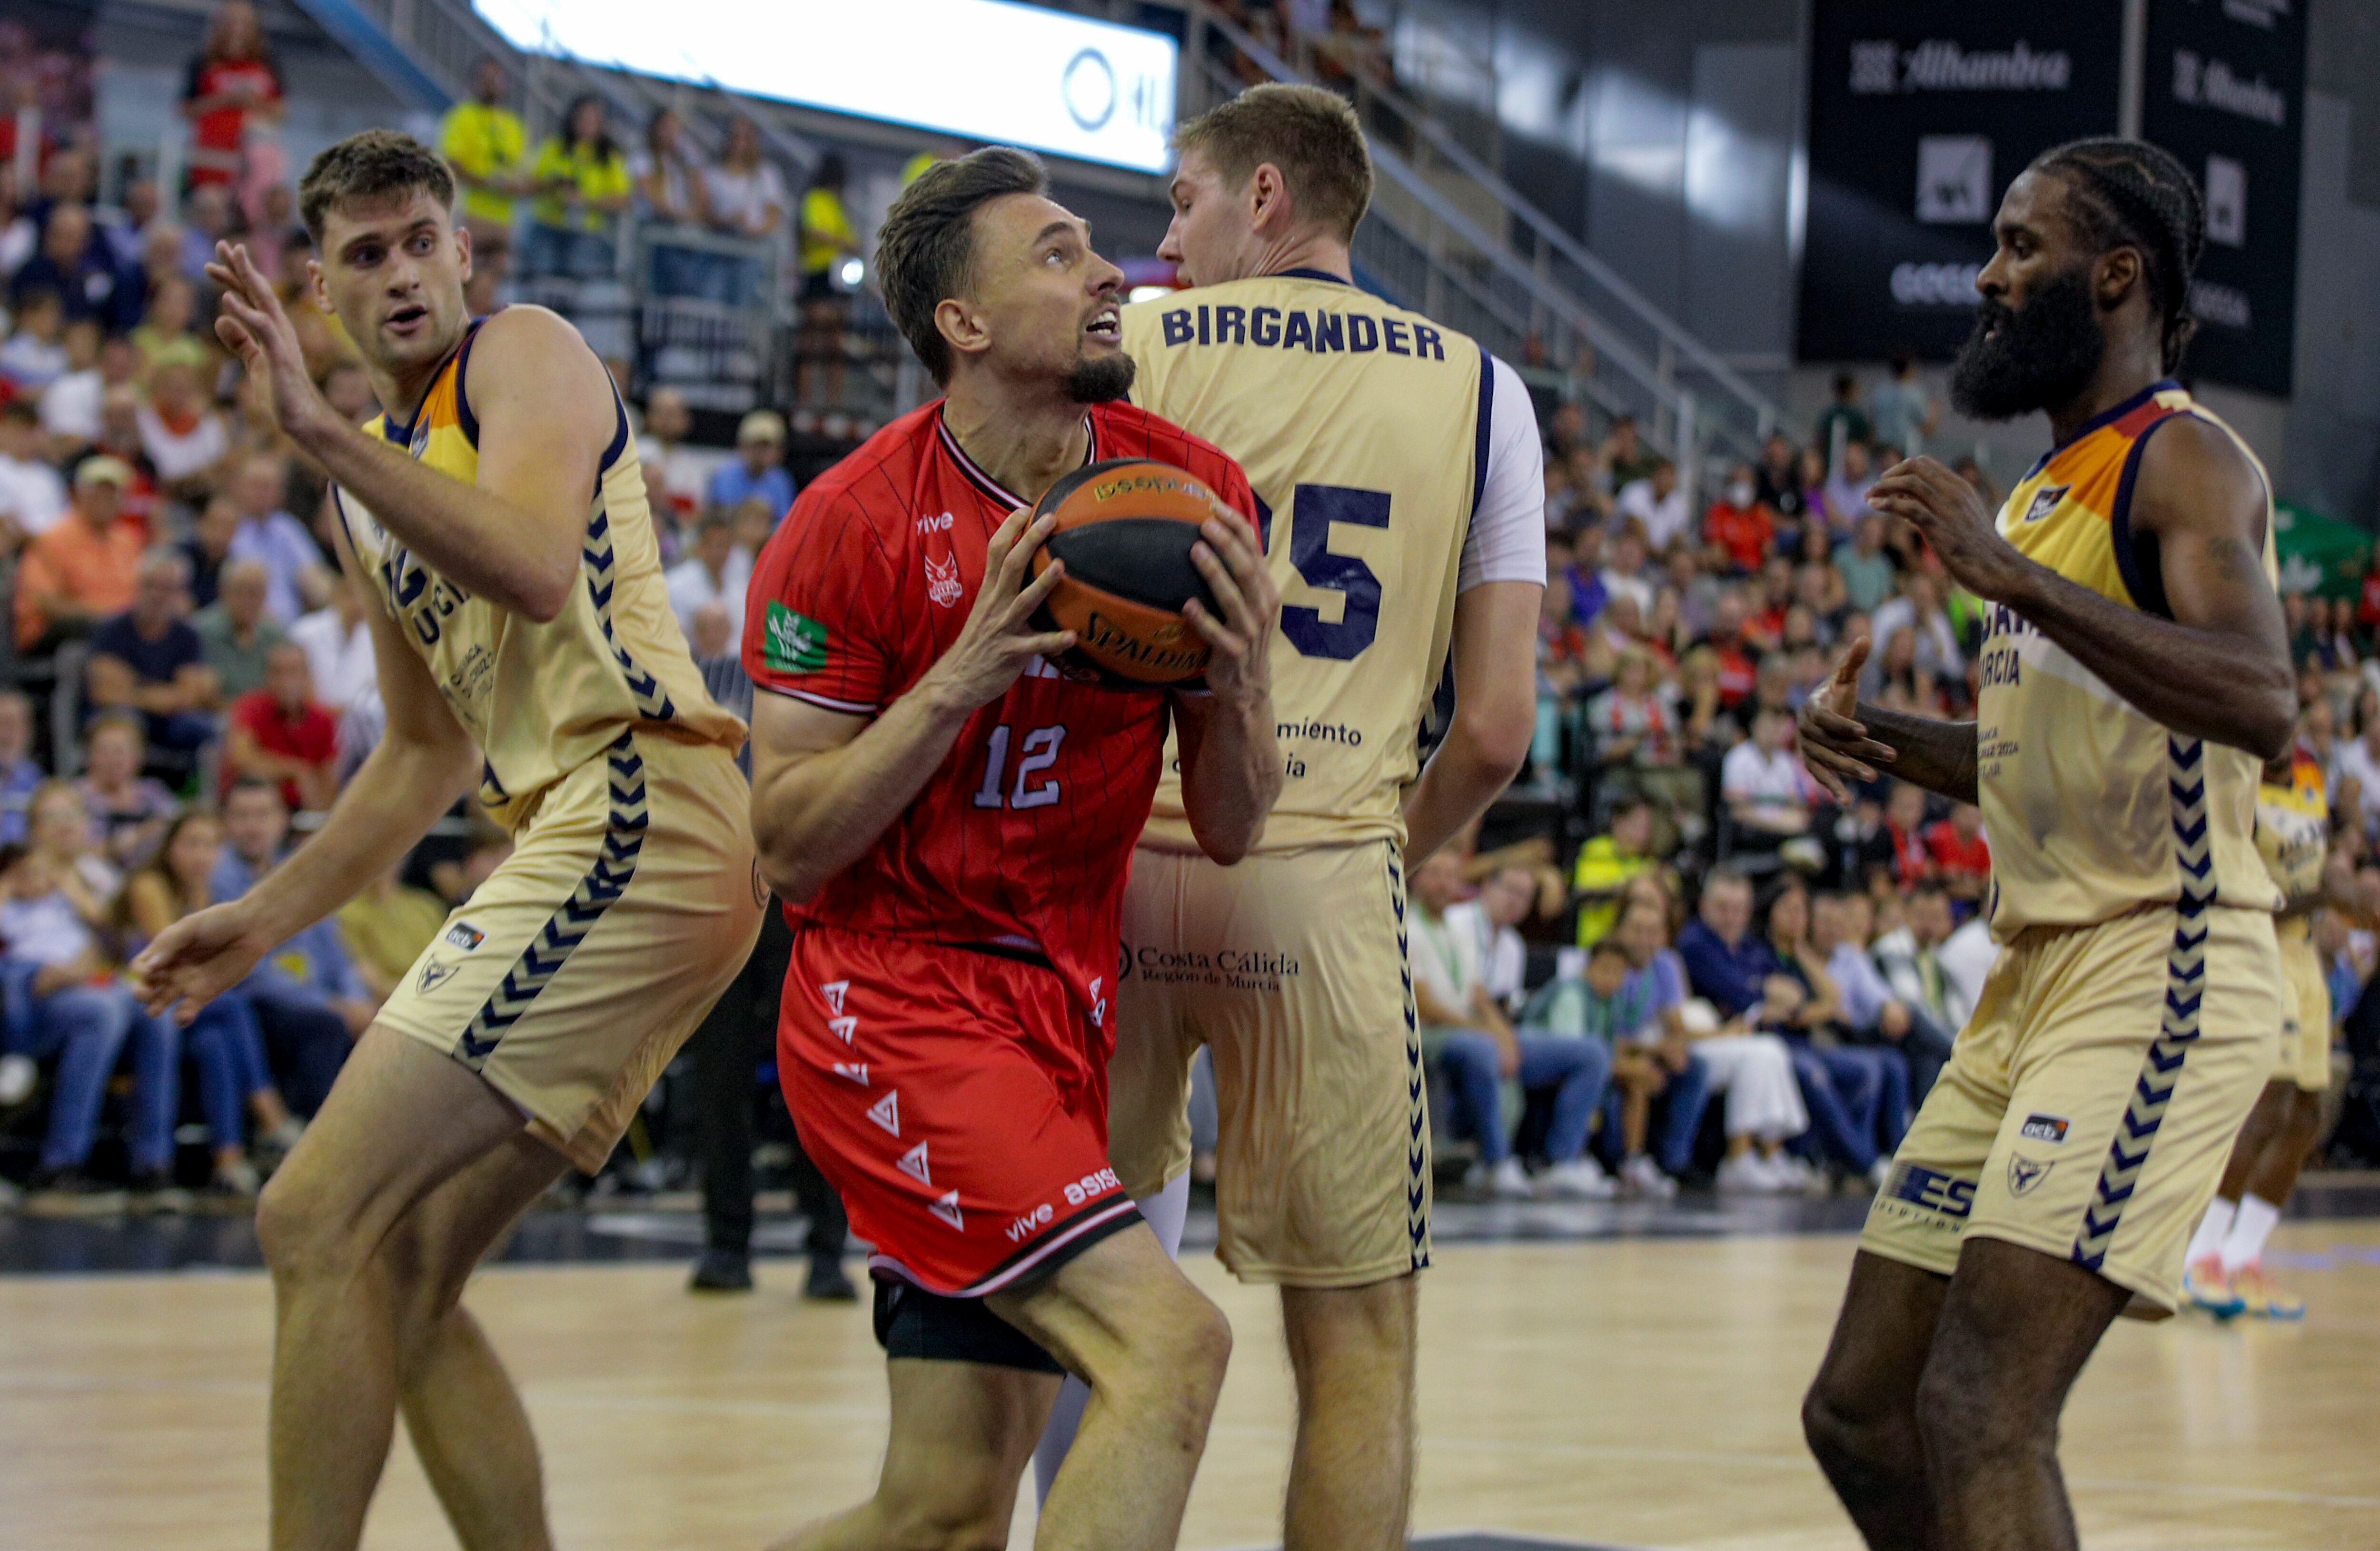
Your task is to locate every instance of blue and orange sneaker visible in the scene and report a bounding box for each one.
[2183,1255,2246,1320]
[2230,1262,2306,1321]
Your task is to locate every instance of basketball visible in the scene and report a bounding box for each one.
[1028,457,1231,686]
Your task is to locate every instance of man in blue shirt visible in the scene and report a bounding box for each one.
[85,548,220,760]
[213,779,372,1113]
[703,410,795,515]
[1676,867,1779,1017]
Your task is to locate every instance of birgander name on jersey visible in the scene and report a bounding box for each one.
[1155,302,1455,360]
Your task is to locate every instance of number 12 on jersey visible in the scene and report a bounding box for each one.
[1279,484,1390,662]
[972,724,1067,810]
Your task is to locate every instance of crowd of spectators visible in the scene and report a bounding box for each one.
[1399,363,2380,1197]
[0,5,816,1216]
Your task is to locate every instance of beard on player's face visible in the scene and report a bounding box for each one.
[1066,351,1135,405]
[1949,263,2106,421]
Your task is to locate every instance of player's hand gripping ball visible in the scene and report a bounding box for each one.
[1028,458,1232,687]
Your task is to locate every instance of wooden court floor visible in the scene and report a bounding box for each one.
[3,1222,2376,1551]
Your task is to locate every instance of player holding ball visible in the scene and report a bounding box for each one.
[743,147,1279,1551]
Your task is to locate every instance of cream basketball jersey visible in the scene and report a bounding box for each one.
[1120,271,1490,851]
[1973,380,2282,939]
[336,319,743,833]
[2255,750,2329,910]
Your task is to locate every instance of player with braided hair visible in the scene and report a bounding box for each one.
[1797,138,2291,1551]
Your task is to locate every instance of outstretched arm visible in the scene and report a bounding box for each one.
[208,242,604,622]
[1870,439,2291,761]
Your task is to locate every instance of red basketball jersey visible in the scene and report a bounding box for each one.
[743,398,1258,1030]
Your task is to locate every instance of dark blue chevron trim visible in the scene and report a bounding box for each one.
[1390,847,1431,1271]
[453,732,649,1069]
[2071,737,2208,1272]
[581,498,679,723]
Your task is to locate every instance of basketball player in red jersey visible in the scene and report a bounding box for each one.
[743,148,1281,1551]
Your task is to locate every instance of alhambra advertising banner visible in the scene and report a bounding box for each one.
[1799,1,2124,362]
[2141,0,2306,395]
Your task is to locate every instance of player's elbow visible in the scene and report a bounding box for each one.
[2233,670,2296,763]
[508,570,572,625]
[1450,696,1534,793]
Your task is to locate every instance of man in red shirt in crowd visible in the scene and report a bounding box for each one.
[224,638,337,811]
[1704,461,1775,576]
[1924,800,1992,906]
[744,148,1282,1550]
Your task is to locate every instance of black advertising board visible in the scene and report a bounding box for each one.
[2141,0,2306,395]
[1799,1,2123,363]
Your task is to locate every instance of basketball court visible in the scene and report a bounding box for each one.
[7,1185,2374,1550]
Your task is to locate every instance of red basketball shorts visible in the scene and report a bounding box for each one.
[777,924,1141,1296]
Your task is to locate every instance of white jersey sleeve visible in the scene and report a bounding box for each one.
[1459,355,1548,593]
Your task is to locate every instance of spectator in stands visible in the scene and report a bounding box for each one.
[1511,936,1682,1194]
[1872,883,1971,1033]
[666,510,750,645]
[635,386,705,529]
[210,777,367,1114]
[39,320,129,460]
[1584,658,1701,853]
[1924,800,1991,907]
[1410,854,1615,1199]
[222,640,336,813]
[84,546,218,761]
[0,285,68,393]
[179,490,238,608]
[11,205,139,332]
[192,555,281,701]
[706,409,793,514]
[4,782,181,1213]
[1821,889,1953,1100]
[130,273,207,383]
[1812,372,1871,467]
[15,454,143,652]
[0,397,69,540]
[76,712,178,870]
[1758,879,1905,1184]
[705,112,786,240]
[1754,433,1805,522]
[120,809,302,1196]
[1570,798,1662,951]
[1601,415,1658,488]
[634,106,712,227]
[1865,348,1938,456]
[90,384,161,524]
[288,579,374,716]
[180,1,282,192]
[796,153,858,413]
[1821,441,1881,533]
[1832,513,1896,616]
[526,94,632,280]
[223,451,330,623]
[1616,458,1690,552]
[0,691,42,845]
[1611,894,1806,1190]
[1704,462,1774,577]
[336,860,449,1003]
[1598,526,1655,619]
[1864,571,1962,692]
[1721,703,1825,863]
[438,56,530,248]
[137,358,228,499]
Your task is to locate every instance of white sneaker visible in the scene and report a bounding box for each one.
[0,1052,34,1108]
[1620,1154,1678,1197]
[1541,1157,1616,1199]
[1770,1153,1822,1192]
[1866,1157,1895,1193]
[1486,1157,1534,1198]
[1716,1153,1777,1193]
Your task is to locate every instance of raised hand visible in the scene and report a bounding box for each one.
[131,900,277,1027]
[1796,636,1898,803]
[925,507,1075,711]
[1184,513,1279,709]
[205,240,336,444]
[1868,456,2025,603]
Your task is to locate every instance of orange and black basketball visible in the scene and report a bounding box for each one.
[1029,457,1231,687]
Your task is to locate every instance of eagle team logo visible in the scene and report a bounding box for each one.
[924,548,963,608]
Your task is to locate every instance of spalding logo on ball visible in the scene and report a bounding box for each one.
[1029,457,1236,687]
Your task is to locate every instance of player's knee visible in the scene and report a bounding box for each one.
[1800,1361,1888,1470]
[1109,1283,1232,1413]
[255,1163,363,1284]
[1912,1343,2039,1467]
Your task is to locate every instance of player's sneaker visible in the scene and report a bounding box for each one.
[1465,1157,1534,1199]
[1541,1157,1616,1199]
[2229,1262,2305,1321]
[1619,1154,1679,1197]
[2182,1255,2246,1320]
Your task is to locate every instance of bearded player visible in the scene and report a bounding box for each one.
[1797,139,2291,1551]
[1034,84,1546,1549]
[2180,731,2348,1319]
[134,132,760,1550]
[743,148,1281,1551]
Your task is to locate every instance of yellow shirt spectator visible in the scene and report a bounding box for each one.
[1572,833,1654,947]
[799,185,856,278]
[530,138,633,234]
[440,99,529,227]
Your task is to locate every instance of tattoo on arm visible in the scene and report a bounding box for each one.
[1854,704,1979,805]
